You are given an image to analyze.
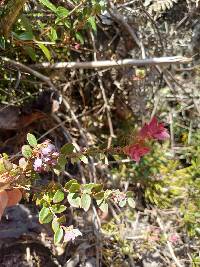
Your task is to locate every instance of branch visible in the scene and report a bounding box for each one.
[0,0,29,37]
[1,56,56,90]
[31,56,192,69]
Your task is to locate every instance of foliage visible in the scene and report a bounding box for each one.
[0,133,139,244]
[0,116,169,244]
[1,0,106,61]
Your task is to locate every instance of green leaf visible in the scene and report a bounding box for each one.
[71,157,79,164]
[22,145,32,159]
[94,192,104,201]
[54,227,63,244]
[67,193,81,208]
[75,32,84,44]
[57,155,67,171]
[126,191,134,198]
[0,36,5,50]
[119,199,127,208]
[27,133,37,147]
[38,0,57,12]
[81,194,91,212]
[3,159,13,171]
[20,15,33,35]
[14,31,34,41]
[99,200,108,213]
[57,215,66,224]
[24,46,36,61]
[104,190,112,199]
[87,16,97,31]
[79,155,88,164]
[39,207,53,224]
[53,190,65,203]
[82,183,95,194]
[52,218,60,233]
[61,143,74,155]
[49,27,57,42]
[65,179,78,190]
[92,184,103,193]
[0,161,6,174]
[56,6,69,18]
[127,198,135,208]
[52,204,67,213]
[38,43,51,61]
[69,183,80,193]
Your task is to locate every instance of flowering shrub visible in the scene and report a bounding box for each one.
[123,117,169,162]
[0,117,169,244]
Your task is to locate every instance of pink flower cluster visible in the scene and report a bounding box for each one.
[123,117,169,162]
[63,225,82,242]
[111,190,126,204]
[168,233,180,244]
[33,141,59,172]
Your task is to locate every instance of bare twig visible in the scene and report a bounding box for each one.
[67,0,86,17]
[98,76,115,148]
[31,56,191,69]
[1,57,56,90]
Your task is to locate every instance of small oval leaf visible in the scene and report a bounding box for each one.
[127,198,135,208]
[61,143,74,155]
[79,155,88,164]
[22,145,32,159]
[53,190,64,203]
[54,227,64,244]
[67,193,81,208]
[27,133,37,147]
[39,207,53,224]
[99,201,108,213]
[52,204,67,214]
[81,193,91,212]
[52,218,60,233]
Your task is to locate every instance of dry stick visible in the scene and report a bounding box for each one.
[90,30,115,148]
[67,0,86,17]
[62,97,97,182]
[169,113,175,156]
[52,114,86,183]
[62,98,88,145]
[31,56,191,69]
[1,57,56,90]
[98,77,115,148]
[156,216,183,267]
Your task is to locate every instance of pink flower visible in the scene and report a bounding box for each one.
[74,43,80,50]
[139,117,169,141]
[33,158,43,172]
[123,143,150,162]
[123,117,169,162]
[63,226,82,242]
[169,233,180,244]
[41,143,56,156]
[111,190,126,204]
